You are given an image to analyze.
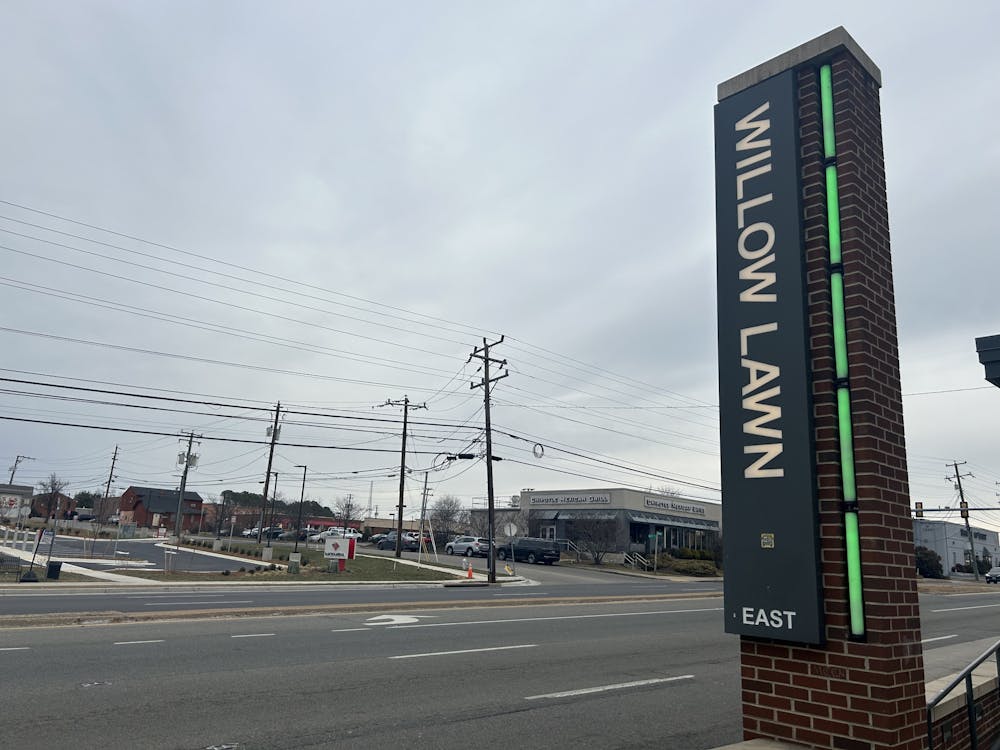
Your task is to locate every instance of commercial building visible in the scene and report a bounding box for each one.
[913,518,999,573]
[502,488,721,556]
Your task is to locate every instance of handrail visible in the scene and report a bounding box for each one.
[927,638,1000,750]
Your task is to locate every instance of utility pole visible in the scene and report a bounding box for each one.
[294,465,307,554]
[418,471,432,557]
[381,395,426,557]
[102,445,118,522]
[947,461,979,582]
[469,335,508,583]
[8,455,35,484]
[258,402,282,543]
[173,432,199,543]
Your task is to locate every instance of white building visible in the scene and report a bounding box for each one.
[913,519,999,573]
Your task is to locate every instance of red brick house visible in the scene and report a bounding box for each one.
[31,492,76,519]
[119,486,204,532]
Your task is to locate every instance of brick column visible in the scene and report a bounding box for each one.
[738,45,926,750]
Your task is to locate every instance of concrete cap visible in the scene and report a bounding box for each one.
[718,26,881,101]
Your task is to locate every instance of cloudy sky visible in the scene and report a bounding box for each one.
[1,1,997,528]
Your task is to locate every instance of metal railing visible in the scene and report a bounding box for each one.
[927,638,1000,750]
[623,552,649,570]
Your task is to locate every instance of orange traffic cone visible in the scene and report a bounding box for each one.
[467,562,474,579]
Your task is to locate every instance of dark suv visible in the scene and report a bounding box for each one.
[496,537,560,565]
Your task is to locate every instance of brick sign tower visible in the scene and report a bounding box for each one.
[715,28,925,749]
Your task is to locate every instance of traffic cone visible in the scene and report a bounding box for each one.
[467,562,474,579]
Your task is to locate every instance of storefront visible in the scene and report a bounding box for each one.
[519,488,721,556]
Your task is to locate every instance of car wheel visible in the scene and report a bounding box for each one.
[527,553,537,564]
[497,549,507,561]
[544,561,554,565]
[446,546,453,555]
[378,542,385,550]
[465,548,473,557]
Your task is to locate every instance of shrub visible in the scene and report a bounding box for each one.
[915,546,944,578]
[238,566,246,572]
[221,570,231,576]
[668,560,719,577]
[269,563,276,570]
[248,569,255,575]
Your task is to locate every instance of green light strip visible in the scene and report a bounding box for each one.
[821,62,865,638]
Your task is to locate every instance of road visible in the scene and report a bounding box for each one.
[1,590,997,750]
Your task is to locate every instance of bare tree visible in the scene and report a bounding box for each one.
[568,516,619,565]
[333,495,362,528]
[37,474,68,521]
[430,495,464,540]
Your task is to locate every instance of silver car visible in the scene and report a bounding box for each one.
[446,536,491,557]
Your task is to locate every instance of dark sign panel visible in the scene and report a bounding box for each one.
[715,69,823,644]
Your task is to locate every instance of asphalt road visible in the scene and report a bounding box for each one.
[2,591,997,750]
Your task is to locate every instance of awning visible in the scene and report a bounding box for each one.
[532,510,559,520]
[554,511,618,521]
[629,512,720,530]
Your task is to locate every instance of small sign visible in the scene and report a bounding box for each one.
[324,537,356,560]
[760,533,775,549]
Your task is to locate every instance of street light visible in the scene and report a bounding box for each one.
[294,465,307,553]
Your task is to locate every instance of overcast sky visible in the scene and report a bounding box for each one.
[1,1,997,529]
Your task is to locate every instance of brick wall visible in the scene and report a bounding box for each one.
[739,52,926,750]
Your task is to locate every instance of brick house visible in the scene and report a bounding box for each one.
[119,486,204,532]
[31,492,76,519]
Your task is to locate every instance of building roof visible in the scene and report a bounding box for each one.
[125,486,203,514]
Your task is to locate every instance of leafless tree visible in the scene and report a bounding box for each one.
[333,495,362,527]
[568,516,619,565]
[429,495,464,540]
[37,473,68,521]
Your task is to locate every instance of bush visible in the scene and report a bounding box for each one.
[238,566,246,572]
[915,546,944,578]
[221,570,231,576]
[668,560,719,577]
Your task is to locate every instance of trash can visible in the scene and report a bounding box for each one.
[46,561,62,580]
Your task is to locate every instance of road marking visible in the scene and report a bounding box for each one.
[921,634,958,644]
[932,603,1000,613]
[144,600,253,606]
[114,640,165,645]
[525,674,694,700]
[0,647,30,652]
[391,607,722,629]
[390,644,538,660]
[330,628,371,633]
[366,614,435,626]
[231,633,274,639]
[129,594,227,599]
[493,592,548,597]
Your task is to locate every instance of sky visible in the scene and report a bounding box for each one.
[0,1,997,529]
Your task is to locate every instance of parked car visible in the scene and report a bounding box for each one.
[278,529,307,541]
[368,533,387,546]
[446,536,491,557]
[308,529,341,542]
[986,567,1000,584]
[378,532,419,552]
[241,527,259,538]
[496,537,560,565]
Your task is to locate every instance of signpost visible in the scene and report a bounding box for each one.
[324,536,356,572]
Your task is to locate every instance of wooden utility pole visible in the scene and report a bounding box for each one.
[382,396,426,557]
[469,335,508,583]
[258,403,281,543]
[173,432,199,542]
[948,460,979,581]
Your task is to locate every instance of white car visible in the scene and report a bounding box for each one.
[308,529,339,542]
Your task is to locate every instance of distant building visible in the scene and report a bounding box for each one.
[913,518,999,572]
[0,484,33,524]
[30,491,76,519]
[119,486,204,532]
[471,488,721,556]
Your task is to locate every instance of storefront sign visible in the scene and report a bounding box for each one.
[529,493,611,505]
[643,497,706,515]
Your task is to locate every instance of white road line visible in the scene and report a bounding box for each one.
[390,644,537,660]
[932,603,1000,613]
[492,592,548,597]
[330,628,371,633]
[129,594,226,599]
[390,607,721,629]
[231,633,274,639]
[525,674,694,700]
[0,647,30,652]
[921,634,958,644]
[114,640,165,645]
[143,600,253,606]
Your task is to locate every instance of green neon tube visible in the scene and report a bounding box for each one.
[831,273,848,380]
[822,62,865,638]
[825,166,842,265]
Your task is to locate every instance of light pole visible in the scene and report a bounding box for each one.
[8,455,35,484]
[294,465,307,554]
